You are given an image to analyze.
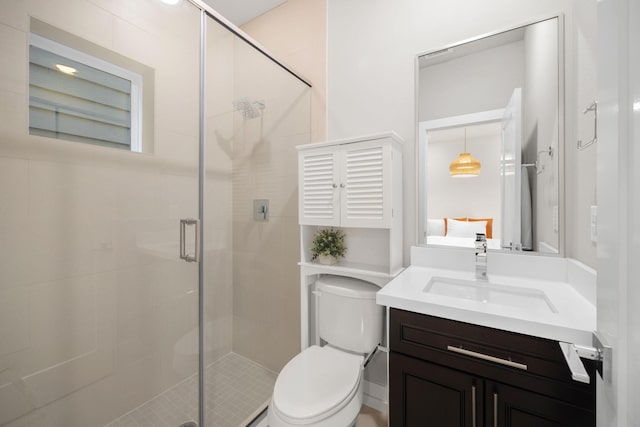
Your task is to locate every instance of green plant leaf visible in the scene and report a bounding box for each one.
[310,227,347,260]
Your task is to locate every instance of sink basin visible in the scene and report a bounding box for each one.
[423,276,558,314]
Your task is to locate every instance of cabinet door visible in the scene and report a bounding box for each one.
[390,352,482,427]
[298,148,340,226]
[486,381,594,427]
[339,140,392,228]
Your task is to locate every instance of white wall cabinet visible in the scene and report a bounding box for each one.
[297,131,404,343]
[297,132,404,414]
[298,133,402,229]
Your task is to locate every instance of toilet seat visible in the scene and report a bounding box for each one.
[271,345,363,425]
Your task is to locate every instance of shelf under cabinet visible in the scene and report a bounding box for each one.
[299,260,403,279]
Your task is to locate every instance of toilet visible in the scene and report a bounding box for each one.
[268,275,383,427]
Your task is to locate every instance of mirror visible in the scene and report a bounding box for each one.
[417,16,562,255]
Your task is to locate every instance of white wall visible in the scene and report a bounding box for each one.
[419,41,524,121]
[566,0,597,267]
[596,0,639,424]
[327,0,597,267]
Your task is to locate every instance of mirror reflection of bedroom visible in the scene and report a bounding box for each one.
[425,122,506,251]
[418,17,560,254]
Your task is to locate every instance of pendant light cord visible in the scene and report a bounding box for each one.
[464,127,467,152]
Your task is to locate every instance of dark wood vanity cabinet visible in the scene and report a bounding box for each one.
[389,309,596,427]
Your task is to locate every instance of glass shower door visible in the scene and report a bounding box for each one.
[202,11,311,427]
[0,1,202,426]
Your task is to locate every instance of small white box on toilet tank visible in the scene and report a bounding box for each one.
[316,275,384,353]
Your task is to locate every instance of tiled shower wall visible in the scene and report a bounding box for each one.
[0,1,229,425]
[0,0,311,425]
[229,39,311,373]
[232,0,324,374]
[241,0,327,144]
[204,9,312,373]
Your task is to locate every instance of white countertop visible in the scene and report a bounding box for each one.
[377,265,596,347]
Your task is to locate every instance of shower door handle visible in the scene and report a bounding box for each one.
[180,218,200,263]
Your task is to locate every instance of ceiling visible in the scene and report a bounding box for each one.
[202,0,287,26]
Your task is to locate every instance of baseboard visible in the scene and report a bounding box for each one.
[363,380,388,414]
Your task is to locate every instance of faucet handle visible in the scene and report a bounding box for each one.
[475,233,487,251]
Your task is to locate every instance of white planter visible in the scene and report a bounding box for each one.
[317,255,338,265]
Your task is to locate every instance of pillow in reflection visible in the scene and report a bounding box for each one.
[446,218,488,238]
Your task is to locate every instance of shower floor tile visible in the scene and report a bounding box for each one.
[106,353,276,427]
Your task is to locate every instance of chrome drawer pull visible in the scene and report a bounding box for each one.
[447,345,528,371]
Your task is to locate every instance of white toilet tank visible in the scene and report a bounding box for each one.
[316,275,383,353]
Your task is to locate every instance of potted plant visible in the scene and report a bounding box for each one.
[310,228,346,265]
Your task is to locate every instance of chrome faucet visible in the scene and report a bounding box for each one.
[475,233,488,281]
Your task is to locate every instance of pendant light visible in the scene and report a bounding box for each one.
[449,128,481,177]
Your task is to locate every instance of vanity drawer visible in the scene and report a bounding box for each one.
[390,308,572,381]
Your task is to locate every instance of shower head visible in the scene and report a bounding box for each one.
[233,97,265,119]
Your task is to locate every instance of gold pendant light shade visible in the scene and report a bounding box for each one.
[450,128,481,177]
[450,152,481,177]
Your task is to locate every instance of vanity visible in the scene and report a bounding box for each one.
[378,247,597,426]
[380,12,600,425]
[388,309,595,426]
[358,7,606,424]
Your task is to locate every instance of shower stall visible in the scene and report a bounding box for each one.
[0,1,310,426]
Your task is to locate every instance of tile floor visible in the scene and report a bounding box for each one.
[106,353,276,427]
[106,352,389,427]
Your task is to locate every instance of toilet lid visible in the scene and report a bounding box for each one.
[272,345,363,422]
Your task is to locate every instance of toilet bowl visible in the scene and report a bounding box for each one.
[268,346,363,427]
[268,276,383,427]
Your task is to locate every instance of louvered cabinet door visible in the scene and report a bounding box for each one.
[339,141,392,228]
[298,148,340,226]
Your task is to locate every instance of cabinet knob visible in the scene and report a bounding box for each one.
[332,183,338,188]
[340,183,345,188]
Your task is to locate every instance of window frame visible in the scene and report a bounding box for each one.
[29,33,144,152]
